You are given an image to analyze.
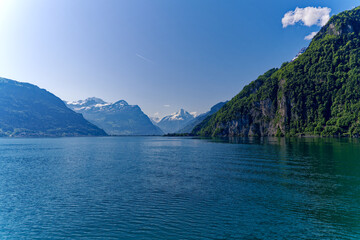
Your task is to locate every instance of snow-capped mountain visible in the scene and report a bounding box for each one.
[67,97,106,109]
[66,98,163,136]
[177,101,228,134]
[155,109,195,134]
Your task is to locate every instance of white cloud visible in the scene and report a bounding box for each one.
[163,104,170,107]
[304,31,318,40]
[282,7,331,28]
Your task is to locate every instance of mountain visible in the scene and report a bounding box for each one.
[150,116,161,125]
[291,47,307,62]
[0,78,107,137]
[67,98,163,135]
[193,6,360,137]
[177,101,227,133]
[156,109,195,134]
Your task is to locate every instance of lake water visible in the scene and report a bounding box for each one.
[0,136,359,239]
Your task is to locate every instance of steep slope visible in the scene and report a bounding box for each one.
[0,78,107,137]
[194,6,360,137]
[67,98,163,135]
[156,109,195,134]
[177,101,227,133]
[150,117,161,125]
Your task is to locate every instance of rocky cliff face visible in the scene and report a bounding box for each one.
[193,6,360,137]
[192,69,280,137]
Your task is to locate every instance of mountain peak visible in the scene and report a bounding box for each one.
[170,109,193,120]
[85,97,104,102]
[315,6,360,40]
[114,100,129,106]
[67,98,163,135]
[178,109,186,114]
[68,97,106,107]
[156,108,195,133]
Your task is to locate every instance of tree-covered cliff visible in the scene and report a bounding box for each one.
[193,7,360,137]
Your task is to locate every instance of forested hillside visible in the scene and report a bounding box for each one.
[194,7,360,137]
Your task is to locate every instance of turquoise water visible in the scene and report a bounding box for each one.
[0,136,360,239]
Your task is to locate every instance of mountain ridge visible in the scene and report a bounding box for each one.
[193,6,360,137]
[0,78,107,137]
[67,98,163,136]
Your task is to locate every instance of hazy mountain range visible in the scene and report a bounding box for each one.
[66,98,164,136]
[0,77,225,137]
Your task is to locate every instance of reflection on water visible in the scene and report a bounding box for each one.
[0,136,359,239]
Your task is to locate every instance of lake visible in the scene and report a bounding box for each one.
[0,136,359,239]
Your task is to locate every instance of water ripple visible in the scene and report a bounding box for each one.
[0,137,359,239]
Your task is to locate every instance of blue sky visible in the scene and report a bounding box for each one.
[0,0,358,118]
